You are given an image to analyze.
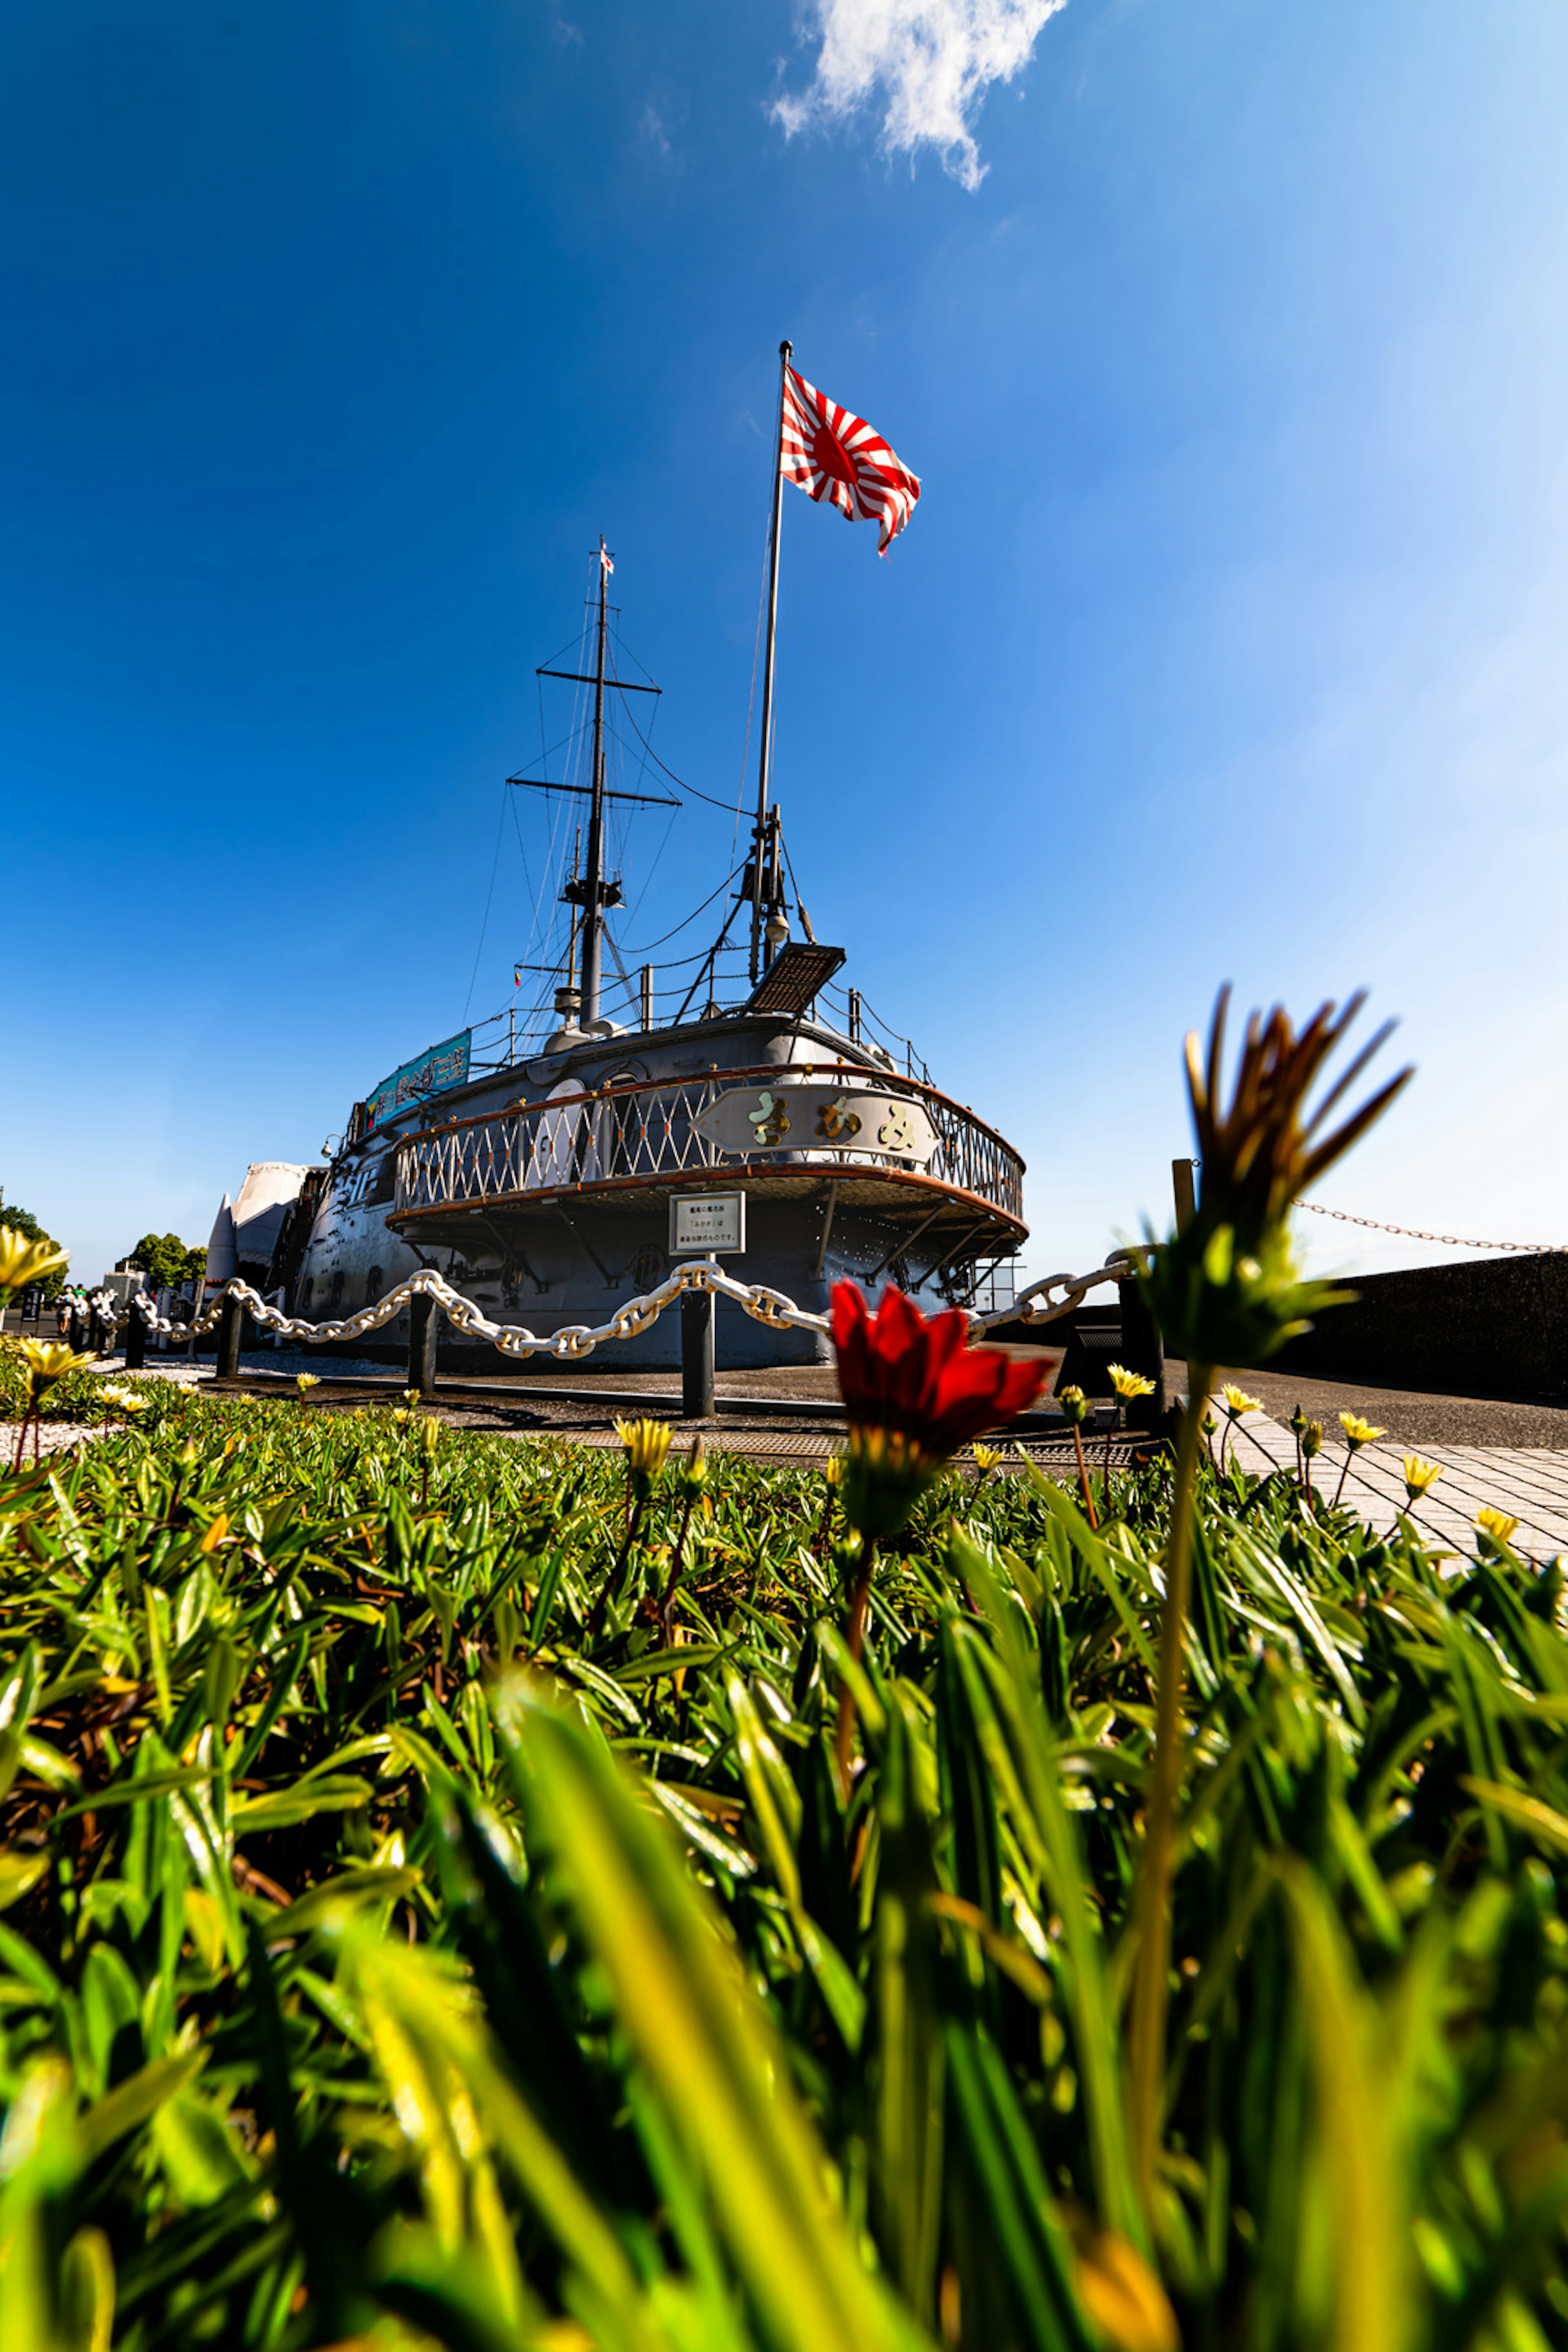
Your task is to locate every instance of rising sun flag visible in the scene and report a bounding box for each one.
[780,365,921,555]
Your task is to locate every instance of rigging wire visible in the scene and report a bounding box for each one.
[619,862,744,958]
[462,786,510,1022]
[611,683,750,816]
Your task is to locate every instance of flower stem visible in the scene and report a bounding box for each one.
[833,1537,878,1795]
[1332,1448,1354,1510]
[1127,1359,1213,2230]
[658,1492,697,1646]
[1071,1421,1099,1530]
[588,1494,646,1645]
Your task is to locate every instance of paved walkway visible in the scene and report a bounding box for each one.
[1226,1410,1568,1557]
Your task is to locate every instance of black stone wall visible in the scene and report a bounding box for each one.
[1272,1253,1568,1396]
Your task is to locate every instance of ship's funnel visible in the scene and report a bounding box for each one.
[205,1194,238,1284]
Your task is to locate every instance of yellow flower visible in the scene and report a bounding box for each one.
[420,1413,441,1452]
[972,1443,1004,1473]
[402,1389,421,1407]
[1476,1506,1519,1548]
[0,1225,69,1299]
[1057,1384,1090,1428]
[615,1417,673,1483]
[1301,1420,1323,1459]
[1220,1383,1263,1419]
[1338,1412,1385,1450]
[296,1373,321,1394]
[824,1452,847,1488]
[1402,1453,1443,1499]
[16,1339,92,1402]
[1107,1364,1157,1403]
[678,1434,709,1495]
[199,1512,231,1555]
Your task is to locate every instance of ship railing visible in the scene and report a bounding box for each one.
[392,1065,1025,1225]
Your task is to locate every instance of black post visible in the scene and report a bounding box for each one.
[216,1293,242,1379]
[1117,1274,1165,1432]
[125,1299,147,1370]
[68,1305,85,1354]
[682,1286,715,1421]
[408,1290,439,1399]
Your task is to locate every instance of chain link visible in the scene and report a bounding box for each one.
[120,1254,1134,1364]
[1293,1200,1566,1255]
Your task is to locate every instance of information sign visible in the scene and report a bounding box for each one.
[670,1192,746,1256]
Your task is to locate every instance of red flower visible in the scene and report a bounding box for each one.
[831,1283,1048,1537]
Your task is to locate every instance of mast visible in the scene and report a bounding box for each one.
[751,340,791,983]
[580,539,612,1027]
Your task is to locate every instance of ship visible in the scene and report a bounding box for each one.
[239,354,1031,1371]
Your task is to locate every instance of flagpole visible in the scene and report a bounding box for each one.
[751,338,792,984]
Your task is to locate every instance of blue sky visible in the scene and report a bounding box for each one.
[4,0,1566,1291]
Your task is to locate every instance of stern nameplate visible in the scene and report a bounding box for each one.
[694,1083,935,1168]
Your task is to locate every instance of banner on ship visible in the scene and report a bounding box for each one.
[364,1031,471,1130]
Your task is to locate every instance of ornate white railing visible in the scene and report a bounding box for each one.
[392,1065,1025,1225]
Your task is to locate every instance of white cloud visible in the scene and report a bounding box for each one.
[772,0,1068,191]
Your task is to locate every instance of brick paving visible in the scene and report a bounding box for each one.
[1225,1410,1568,1557]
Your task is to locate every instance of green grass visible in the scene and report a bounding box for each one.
[0,1392,1566,2350]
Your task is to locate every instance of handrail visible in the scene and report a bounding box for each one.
[391,1063,1025,1226]
[396,1062,1025,1170]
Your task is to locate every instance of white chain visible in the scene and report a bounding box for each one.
[124,1254,1134,1363]
[980,1256,1136,1331]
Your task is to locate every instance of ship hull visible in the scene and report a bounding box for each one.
[280,1011,1027,1372]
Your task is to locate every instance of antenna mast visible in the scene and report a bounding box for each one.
[579,539,612,1027]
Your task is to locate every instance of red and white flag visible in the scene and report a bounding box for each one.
[780,367,921,556]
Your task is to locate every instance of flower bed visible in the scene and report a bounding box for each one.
[0,1388,1564,2349]
[4,989,1564,2350]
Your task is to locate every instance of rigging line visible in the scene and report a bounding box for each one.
[506,788,538,937]
[619,862,745,957]
[628,805,680,921]
[523,719,593,777]
[603,926,633,991]
[779,831,814,934]
[463,786,510,1022]
[612,686,743,815]
[515,779,568,989]
[674,891,747,1026]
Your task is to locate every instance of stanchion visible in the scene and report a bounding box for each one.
[125,1303,147,1371]
[1116,1274,1165,1431]
[216,1295,243,1380]
[682,1287,715,1421]
[408,1292,439,1399]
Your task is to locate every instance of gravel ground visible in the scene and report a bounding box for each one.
[1,1421,122,1464]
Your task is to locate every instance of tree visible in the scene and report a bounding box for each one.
[0,1204,68,1300]
[123,1233,207,1293]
